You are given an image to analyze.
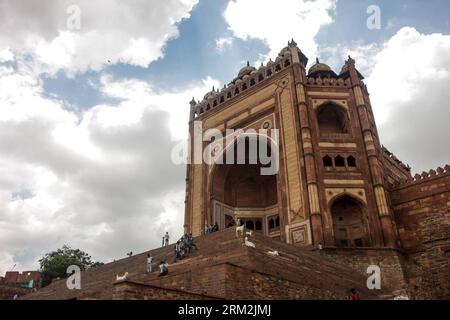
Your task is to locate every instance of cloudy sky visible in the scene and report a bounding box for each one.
[1,0,449,273]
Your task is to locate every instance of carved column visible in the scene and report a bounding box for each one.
[348,58,397,248]
[291,48,324,245]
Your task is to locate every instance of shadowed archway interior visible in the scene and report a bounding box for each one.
[210,136,279,236]
[331,195,368,247]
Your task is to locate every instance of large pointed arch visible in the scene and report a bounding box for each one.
[206,132,281,237]
[328,193,370,247]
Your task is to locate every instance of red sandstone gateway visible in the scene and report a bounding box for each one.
[21,42,450,300]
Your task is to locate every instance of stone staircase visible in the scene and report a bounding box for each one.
[22,228,394,300]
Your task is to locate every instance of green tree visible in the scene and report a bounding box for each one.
[38,245,103,287]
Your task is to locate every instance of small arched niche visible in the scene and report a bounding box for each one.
[316,103,349,135]
[331,195,368,247]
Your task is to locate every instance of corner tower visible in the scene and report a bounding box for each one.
[184,40,398,249]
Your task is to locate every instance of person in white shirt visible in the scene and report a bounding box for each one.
[146,254,153,272]
[164,232,170,246]
[158,261,168,277]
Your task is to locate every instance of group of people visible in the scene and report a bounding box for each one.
[146,232,197,277]
[204,222,219,234]
[173,233,197,263]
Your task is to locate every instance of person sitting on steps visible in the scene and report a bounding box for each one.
[188,233,197,251]
[158,261,168,277]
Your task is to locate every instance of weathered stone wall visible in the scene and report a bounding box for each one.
[320,248,407,294]
[226,266,343,300]
[146,263,229,298]
[112,280,215,300]
[391,171,450,299]
[0,285,33,300]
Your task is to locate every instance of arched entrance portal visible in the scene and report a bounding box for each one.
[331,195,369,247]
[210,135,280,238]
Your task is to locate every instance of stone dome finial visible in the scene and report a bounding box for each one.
[308,58,337,77]
[339,55,363,79]
[237,61,256,78]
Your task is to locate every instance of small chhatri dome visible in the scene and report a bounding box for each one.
[203,86,217,100]
[238,61,256,78]
[308,58,332,76]
[339,56,364,80]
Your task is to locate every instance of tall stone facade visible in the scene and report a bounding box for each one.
[184,41,450,298]
[20,42,449,300]
[186,40,397,247]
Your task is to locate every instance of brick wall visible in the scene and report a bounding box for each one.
[320,248,407,294]
[391,171,450,299]
[112,280,215,300]
[146,263,228,298]
[0,285,33,300]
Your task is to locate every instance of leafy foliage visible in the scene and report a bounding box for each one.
[38,245,102,287]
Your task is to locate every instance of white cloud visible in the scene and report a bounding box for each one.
[0,0,199,76]
[97,74,219,140]
[0,48,14,62]
[0,56,218,272]
[363,27,450,172]
[320,42,381,77]
[317,27,450,173]
[215,37,234,53]
[224,0,335,61]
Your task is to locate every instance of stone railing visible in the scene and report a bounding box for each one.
[393,165,450,187]
[382,145,411,172]
[191,51,294,119]
[305,76,351,87]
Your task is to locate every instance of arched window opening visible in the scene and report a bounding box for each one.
[255,220,262,231]
[347,156,356,167]
[246,220,254,230]
[335,155,345,167]
[269,219,275,229]
[323,155,333,167]
[316,103,349,134]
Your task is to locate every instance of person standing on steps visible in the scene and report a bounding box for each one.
[146,254,153,272]
[164,232,170,246]
[348,288,360,300]
[317,243,324,256]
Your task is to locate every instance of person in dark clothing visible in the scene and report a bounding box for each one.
[188,233,197,251]
[348,288,360,300]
